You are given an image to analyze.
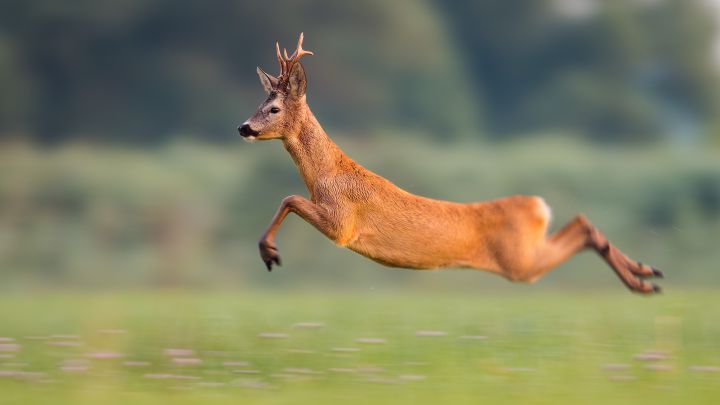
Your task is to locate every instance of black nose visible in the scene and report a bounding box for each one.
[238,124,258,137]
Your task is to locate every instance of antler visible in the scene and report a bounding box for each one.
[275,32,314,82]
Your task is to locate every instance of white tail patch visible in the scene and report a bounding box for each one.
[535,197,552,224]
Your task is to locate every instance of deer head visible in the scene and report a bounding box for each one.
[238,33,314,141]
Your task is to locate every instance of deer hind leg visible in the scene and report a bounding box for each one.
[518,214,662,294]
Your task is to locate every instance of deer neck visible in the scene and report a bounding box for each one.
[282,107,347,195]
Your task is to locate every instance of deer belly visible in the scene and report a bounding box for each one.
[348,223,476,270]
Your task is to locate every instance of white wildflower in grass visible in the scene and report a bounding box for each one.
[173,358,202,366]
[87,352,123,360]
[634,352,670,361]
[164,348,195,357]
[292,322,325,329]
[414,330,447,337]
[331,347,360,352]
[601,363,630,371]
[355,338,386,344]
[0,343,20,352]
[644,364,673,371]
[257,332,288,339]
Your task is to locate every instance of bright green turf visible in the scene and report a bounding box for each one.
[0,290,718,404]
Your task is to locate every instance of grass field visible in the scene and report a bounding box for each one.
[0,290,718,404]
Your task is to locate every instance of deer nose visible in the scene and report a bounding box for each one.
[238,124,258,137]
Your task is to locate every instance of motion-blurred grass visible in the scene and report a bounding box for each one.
[0,290,718,404]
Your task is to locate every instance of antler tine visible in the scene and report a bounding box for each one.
[289,32,314,61]
[275,33,314,81]
[275,42,287,75]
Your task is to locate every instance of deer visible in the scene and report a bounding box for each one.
[237,33,663,294]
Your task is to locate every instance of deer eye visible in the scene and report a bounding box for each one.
[270,107,280,114]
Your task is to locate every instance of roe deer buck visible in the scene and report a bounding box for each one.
[238,33,663,294]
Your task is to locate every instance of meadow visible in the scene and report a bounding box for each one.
[1,290,719,404]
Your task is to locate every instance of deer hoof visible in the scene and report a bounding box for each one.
[264,257,281,272]
[635,260,663,279]
[652,283,662,294]
[259,241,282,272]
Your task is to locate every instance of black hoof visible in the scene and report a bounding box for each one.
[264,256,281,272]
[652,284,662,293]
[652,267,664,278]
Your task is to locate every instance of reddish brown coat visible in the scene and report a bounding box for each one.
[240,34,663,294]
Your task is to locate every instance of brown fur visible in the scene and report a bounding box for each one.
[242,35,663,294]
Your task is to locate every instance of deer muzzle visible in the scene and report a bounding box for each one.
[238,123,259,138]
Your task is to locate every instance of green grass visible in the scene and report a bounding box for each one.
[1,290,719,404]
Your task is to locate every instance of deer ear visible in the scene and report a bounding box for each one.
[257,67,278,94]
[288,62,307,98]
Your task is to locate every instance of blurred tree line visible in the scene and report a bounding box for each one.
[1,0,719,144]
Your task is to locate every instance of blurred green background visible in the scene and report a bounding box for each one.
[0,0,718,290]
[1,2,720,403]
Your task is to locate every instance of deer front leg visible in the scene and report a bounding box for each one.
[258,195,337,271]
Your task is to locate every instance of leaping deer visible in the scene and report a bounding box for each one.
[238,33,663,294]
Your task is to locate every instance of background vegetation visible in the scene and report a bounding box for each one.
[0,139,718,290]
[0,0,718,289]
[1,1,719,403]
[2,0,720,144]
